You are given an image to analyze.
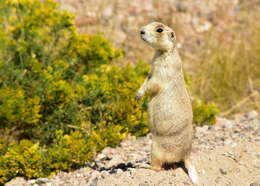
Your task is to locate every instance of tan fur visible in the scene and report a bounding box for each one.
[136,22,198,184]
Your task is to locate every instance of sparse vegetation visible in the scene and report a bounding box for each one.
[192,98,220,125]
[191,27,260,114]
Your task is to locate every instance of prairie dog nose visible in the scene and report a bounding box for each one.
[140,30,145,35]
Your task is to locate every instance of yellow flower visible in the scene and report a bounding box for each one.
[83,74,98,83]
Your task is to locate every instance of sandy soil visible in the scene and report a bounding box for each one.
[6,111,260,186]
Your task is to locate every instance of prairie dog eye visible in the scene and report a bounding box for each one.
[156,28,163,33]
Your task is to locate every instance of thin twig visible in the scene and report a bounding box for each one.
[248,77,260,111]
[220,91,259,116]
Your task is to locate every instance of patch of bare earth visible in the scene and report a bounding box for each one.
[6,111,260,186]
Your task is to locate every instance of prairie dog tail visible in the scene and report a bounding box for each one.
[184,157,199,185]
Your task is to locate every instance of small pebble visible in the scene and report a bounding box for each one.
[116,169,123,174]
[28,180,36,184]
[224,139,233,145]
[249,183,259,186]
[219,168,227,175]
[246,110,258,119]
[88,177,98,186]
[139,184,150,186]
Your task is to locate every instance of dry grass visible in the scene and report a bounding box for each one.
[190,25,260,115]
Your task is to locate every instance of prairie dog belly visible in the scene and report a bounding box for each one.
[152,128,193,162]
[148,90,193,136]
[148,89,193,163]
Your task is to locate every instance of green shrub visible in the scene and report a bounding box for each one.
[0,0,122,142]
[0,88,41,128]
[192,98,220,126]
[82,62,149,137]
[0,131,93,183]
[0,140,44,184]
[45,130,93,174]
[0,0,219,184]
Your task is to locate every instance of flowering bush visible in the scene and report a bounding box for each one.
[192,98,220,126]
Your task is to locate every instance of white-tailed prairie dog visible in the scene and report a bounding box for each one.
[136,22,198,185]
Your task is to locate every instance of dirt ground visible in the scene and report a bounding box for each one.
[96,142,260,186]
[6,111,260,186]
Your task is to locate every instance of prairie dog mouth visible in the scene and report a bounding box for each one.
[141,35,147,42]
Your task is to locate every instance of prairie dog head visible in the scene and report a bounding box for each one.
[140,22,176,51]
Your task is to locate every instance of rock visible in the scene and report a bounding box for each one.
[216,117,234,128]
[106,154,124,167]
[28,179,36,184]
[90,170,100,178]
[5,177,31,186]
[253,160,260,168]
[102,5,114,21]
[102,147,116,155]
[88,177,98,186]
[215,176,221,183]
[196,125,209,134]
[249,183,259,186]
[116,169,123,174]
[224,139,233,145]
[139,184,150,186]
[224,121,234,129]
[129,168,136,175]
[246,110,258,119]
[230,142,237,147]
[213,125,223,131]
[219,168,227,175]
[96,153,107,161]
[35,178,50,184]
[101,171,109,178]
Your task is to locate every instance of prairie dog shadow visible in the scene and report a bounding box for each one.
[163,161,188,174]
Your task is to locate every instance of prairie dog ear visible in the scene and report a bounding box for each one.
[170,31,176,41]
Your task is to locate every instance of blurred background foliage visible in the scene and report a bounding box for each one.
[1,0,259,184]
[190,26,260,115]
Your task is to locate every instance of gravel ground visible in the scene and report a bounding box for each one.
[6,111,260,186]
